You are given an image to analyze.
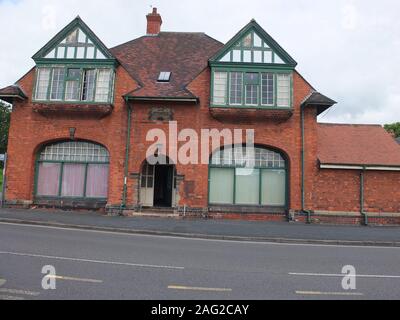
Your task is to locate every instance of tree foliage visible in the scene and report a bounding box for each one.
[0,100,11,155]
[384,122,400,138]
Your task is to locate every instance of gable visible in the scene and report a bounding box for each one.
[210,20,297,67]
[32,16,115,62]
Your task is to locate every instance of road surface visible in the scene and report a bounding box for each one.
[0,222,399,300]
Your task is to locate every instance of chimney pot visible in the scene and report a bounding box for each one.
[146,7,162,35]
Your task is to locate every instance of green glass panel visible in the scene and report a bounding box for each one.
[261,170,286,206]
[209,168,234,204]
[235,168,260,205]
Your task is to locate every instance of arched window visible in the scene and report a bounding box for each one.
[209,146,287,207]
[35,141,109,199]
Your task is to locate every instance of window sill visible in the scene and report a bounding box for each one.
[209,106,293,122]
[32,102,114,119]
[209,205,286,214]
[34,197,107,210]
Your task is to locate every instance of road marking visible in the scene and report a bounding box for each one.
[0,288,40,296]
[0,251,184,271]
[168,285,232,292]
[47,275,103,284]
[289,272,400,279]
[0,294,25,300]
[296,291,364,297]
[1,221,399,250]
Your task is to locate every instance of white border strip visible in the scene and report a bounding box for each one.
[320,164,400,171]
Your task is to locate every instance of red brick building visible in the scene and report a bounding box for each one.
[1,9,400,225]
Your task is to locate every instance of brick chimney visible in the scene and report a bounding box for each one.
[146,8,162,35]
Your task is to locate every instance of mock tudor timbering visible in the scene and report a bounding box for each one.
[2,8,400,224]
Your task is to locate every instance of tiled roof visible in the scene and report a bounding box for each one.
[318,123,400,166]
[302,92,337,115]
[110,32,223,99]
[0,85,27,103]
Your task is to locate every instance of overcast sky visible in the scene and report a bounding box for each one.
[0,0,399,125]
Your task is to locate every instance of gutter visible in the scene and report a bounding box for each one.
[124,96,199,103]
[121,97,132,211]
[300,104,312,224]
[360,167,368,226]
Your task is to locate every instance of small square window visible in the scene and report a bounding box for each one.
[158,72,171,82]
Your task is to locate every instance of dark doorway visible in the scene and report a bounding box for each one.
[153,165,174,207]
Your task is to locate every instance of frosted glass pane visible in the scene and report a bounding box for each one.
[243,34,252,47]
[209,168,234,204]
[213,72,227,105]
[262,170,286,206]
[274,54,285,64]
[66,46,75,58]
[243,50,252,63]
[76,47,85,59]
[57,46,65,58]
[220,52,231,62]
[235,168,260,205]
[254,51,262,63]
[96,50,106,59]
[87,46,95,59]
[253,34,262,47]
[264,51,272,63]
[232,50,241,62]
[45,49,56,58]
[78,29,86,43]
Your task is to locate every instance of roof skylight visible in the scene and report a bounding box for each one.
[158,72,171,82]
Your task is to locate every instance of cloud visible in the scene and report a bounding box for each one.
[0,0,399,125]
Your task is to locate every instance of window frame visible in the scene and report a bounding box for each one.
[34,141,110,200]
[228,72,243,106]
[211,68,292,109]
[208,146,288,208]
[32,65,115,104]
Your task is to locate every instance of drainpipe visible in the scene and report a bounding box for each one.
[121,98,132,211]
[301,105,312,224]
[360,167,368,226]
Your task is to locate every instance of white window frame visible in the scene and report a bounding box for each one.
[213,71,228,105]
[261,72,275,107]
[229,72,243,106]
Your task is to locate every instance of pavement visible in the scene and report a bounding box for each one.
[0,208,400,246]
[1,222,400,300]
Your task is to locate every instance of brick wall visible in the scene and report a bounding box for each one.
[312,169,400,214]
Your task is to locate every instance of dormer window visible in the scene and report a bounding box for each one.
[158,72,171,82]
[209,20,297,110]
[31,17,117,105]
[34,67,114,103]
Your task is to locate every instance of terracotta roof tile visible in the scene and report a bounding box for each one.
[318,123,400,166]
[110,32,223,98]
